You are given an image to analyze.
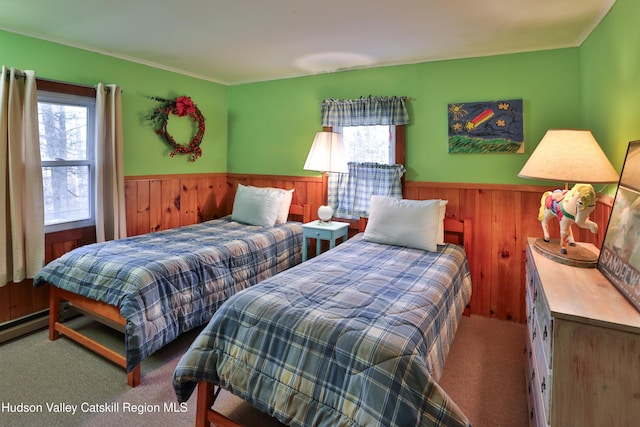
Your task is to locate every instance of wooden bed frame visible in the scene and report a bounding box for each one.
[194,216,472,427]
[47,203,311,387]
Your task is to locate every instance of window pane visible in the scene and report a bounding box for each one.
[38,102,88,161]
[342,125,393,164]
[42,165,90,225]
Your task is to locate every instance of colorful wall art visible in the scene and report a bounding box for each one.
[448,99,524,154]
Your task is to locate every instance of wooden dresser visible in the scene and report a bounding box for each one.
[525,238,640,426]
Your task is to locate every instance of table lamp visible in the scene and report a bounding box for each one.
[303,131,348,224]
[518,129,619,267]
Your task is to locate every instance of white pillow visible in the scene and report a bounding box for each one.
[231,184,285,227]
[363,196,441,251]
[274,188,294,224]
[438,200,448,244]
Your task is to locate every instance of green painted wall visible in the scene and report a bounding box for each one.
[580,0,640,175]
[1,30,228,176]
[229,49,582,185]
[5,0,638,188]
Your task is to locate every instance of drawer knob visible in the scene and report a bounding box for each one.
[541,377,546,393]
[543,325,548,340]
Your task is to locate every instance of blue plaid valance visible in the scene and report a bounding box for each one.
[321,96,410,127]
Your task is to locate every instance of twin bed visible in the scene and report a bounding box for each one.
[35,188,473,426]
[173,197,473,427]
[34,184,310,386]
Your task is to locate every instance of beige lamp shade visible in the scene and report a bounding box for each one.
[303,131,348,173]
[518,129,619,184]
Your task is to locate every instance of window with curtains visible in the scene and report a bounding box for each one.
[37,85,96,232]
[323,96,409,218]
[340,125,395,164]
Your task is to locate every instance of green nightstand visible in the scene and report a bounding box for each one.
[301,220,349,261]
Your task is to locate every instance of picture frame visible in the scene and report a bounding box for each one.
[447,99,524,154]
[598,140,640,312]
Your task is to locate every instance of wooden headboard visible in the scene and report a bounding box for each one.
[444,218,472,260]
[289,204,311,224]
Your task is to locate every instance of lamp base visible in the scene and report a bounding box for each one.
[533,238,598,268]
[317,205,334,224]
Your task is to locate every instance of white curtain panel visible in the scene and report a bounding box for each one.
[0,66,44,286]
[95,83,126,242]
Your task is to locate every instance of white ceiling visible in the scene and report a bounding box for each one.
[0,0,616,85]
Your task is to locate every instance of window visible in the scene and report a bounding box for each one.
[339,125,396,164]
[321,96,409,218]
[328,125,405,219]
[38,89,96,232]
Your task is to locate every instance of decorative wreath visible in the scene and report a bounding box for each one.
[146,95,205,162]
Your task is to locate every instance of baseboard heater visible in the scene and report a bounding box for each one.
[0,304,77,345]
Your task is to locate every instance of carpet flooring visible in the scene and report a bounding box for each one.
[0,314,528,426]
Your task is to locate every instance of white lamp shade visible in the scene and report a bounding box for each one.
[518,129,619,184]
[303,132,348,173]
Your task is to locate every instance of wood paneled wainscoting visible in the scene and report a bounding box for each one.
[227,175,613,322]
[0,173,613,333]
[0,226,96,342]
[124,173,228,236]
[404,181,612,322]
[227,176,613,323]
[226,173,325,221]
[0,173,228,338]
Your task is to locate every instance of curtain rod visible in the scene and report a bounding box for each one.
[3,69,26,79]
[36,78,123,95]
[37,77,95,90]
[3,70,122,95]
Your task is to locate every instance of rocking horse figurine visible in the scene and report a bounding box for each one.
[538,183,598,254]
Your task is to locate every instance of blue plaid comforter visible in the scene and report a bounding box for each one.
[173,234,472,427]
[34,218,303,372]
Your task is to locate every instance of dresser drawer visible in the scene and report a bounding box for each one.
[526,279,536,338]
[526,336,549,427]
[525,253,537,339]
[534,280,553,370]
[527,249,553,425]
[532,318,552,424]
[530,360,549,427]
[303,227,335,240]
[524,238,640,426]
[527,251,552,370]
[525,250,537,303]
[524,339,537,427]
